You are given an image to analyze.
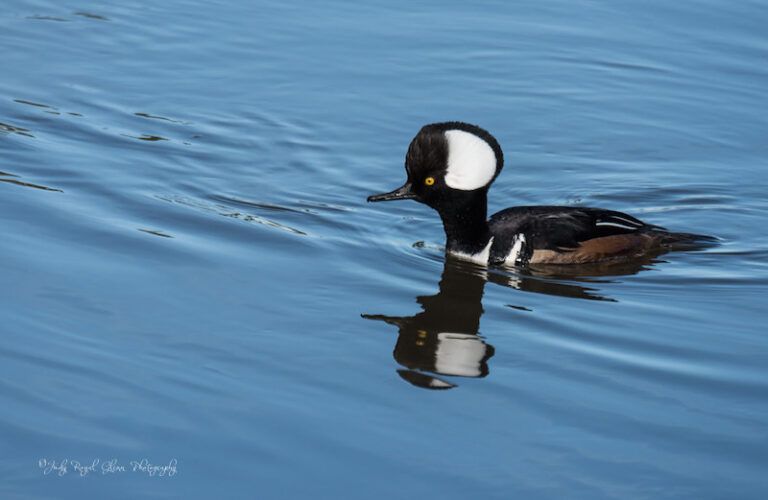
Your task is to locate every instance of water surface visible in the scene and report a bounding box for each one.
[1,1,767,498]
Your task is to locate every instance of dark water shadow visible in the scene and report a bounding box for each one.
[73,12,110,21]
[0,170,62,193]
[363,255,661,389]
[26,15,69,22]
[0,121,35,138]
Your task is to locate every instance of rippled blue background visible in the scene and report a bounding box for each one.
[2,1,767,498]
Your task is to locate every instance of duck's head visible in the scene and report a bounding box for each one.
[367,122,503,210]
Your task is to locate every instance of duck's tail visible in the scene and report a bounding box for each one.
[654,230,719,250]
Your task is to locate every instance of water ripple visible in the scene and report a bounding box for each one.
[0,170,62,192]
[156,194,309,236]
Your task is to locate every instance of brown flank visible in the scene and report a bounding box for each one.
[530,234,660,264]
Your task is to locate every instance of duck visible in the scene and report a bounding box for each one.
[367,121,715,266]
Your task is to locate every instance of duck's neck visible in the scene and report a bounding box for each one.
[437,191,492,256]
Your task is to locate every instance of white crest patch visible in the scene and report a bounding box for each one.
[444,130,497,190]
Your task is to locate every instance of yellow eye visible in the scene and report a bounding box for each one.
[424,176,435,186]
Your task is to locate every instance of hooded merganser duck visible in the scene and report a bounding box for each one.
[368,121,715,266]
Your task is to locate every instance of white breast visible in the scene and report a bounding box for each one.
[449,237,494,265]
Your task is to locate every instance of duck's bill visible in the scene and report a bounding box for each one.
[367,182,416,202]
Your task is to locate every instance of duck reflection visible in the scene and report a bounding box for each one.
[363,254,661,389]
[363,259,493,389]
[493,254,663,302]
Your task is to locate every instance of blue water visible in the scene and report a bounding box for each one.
[2,1,767,498]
